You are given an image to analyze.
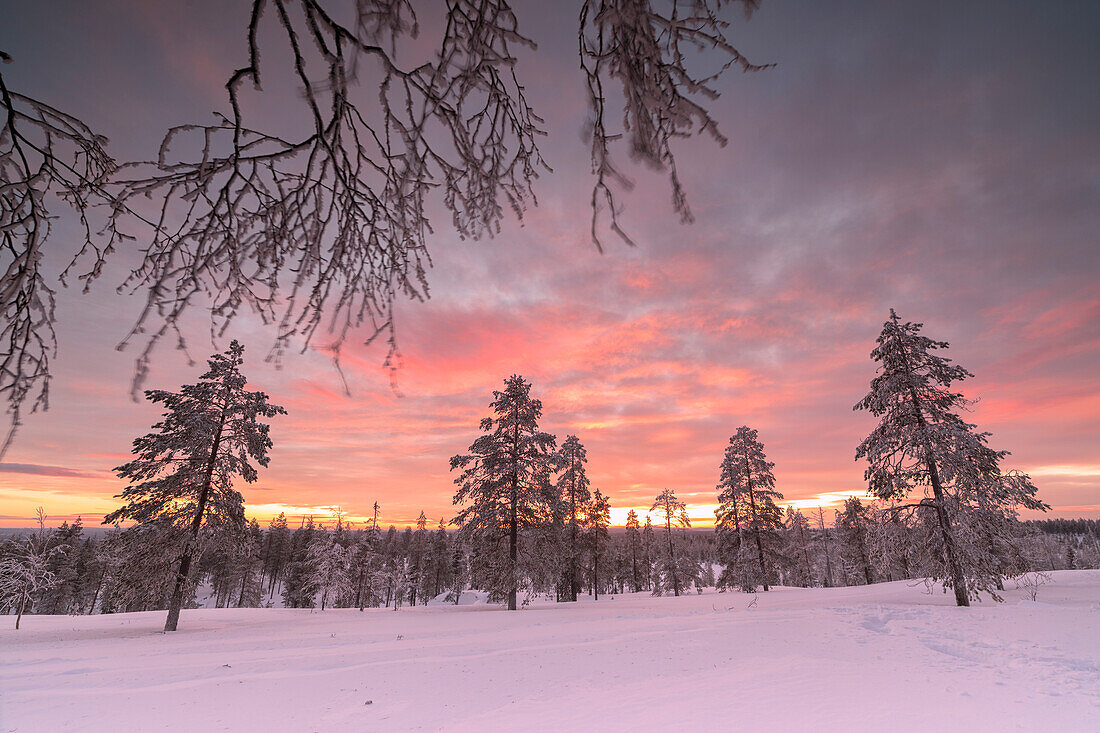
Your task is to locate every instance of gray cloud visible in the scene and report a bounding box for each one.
[0,463,99,479]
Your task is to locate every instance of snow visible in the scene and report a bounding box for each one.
[3,571,1100,732]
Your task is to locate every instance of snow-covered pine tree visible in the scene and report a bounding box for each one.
[854,310,1047,605]
[451,375,557,610]
[447,535,468,605]
[588,489,611,599]
[261,512,291,599]
[835,498,875,586]
[675,511,703,592]
[715,427,784,592]
[813,506,836,588]
[235,519,264,607]
[379,525,401,608]
[868,503,914,582]
[199,524,251,607]
[610,539,632,593]
[651,488,689,596]
[354,503,381,609]
[306,529,354,611]
[70,533,104,614]
[625,509,642,592]
[524,464,567,600]
[784,506,815,588]
[115,524,195,612]
[556,434,592,602]
[0,508,64,629]
[36,517,83,614]
[106,341,284,630]
[419,518,452,603]
[408,512,429,605]
[84,525,122,614]
[641,516,655,591]
[282,517,318,608]
[698,552,717,588]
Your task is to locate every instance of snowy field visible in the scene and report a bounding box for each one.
[3,571,1100,732]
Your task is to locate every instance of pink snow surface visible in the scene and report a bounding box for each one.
[3,571,1100,732]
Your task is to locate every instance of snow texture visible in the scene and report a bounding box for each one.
[3,571,1099,731]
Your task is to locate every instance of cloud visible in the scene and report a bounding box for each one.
[0,463,100,479]
[1,0,1096,525]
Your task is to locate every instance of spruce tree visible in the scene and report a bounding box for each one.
[408,512,428,605]
[814,507,836,588]
[867,505,914,582]
[420,518,452,602]
[715,427,784,592]
[236,519,264,607]
[625,509,642,592]
[556,434,592,602]
[355,502,381,609]
[854,310,1046,605]
[451,375,557,610]
[262,512,290,599]
[282,517,317,608]
[380,525,402,608]
[38,517,83,614]
[835,498,875,586]
[447,536,468,605]
[588,489,611,599]
[784,507,814,588]
[641,516,655,591]
[307,529,353,611]
[107,341,284,630]
[651,489,688,596]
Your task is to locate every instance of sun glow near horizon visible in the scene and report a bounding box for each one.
[241,488,873,532]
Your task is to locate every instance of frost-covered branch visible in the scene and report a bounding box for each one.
[0,508,66,628]
[82,0,548,396]
[0,55,117,458]
[579,0,771,249]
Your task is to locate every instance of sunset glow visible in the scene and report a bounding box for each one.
[0,0,1096,529]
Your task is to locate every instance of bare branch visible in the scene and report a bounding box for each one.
[579,0,771,250]
[83,0,548,396]
[0,61,118,458]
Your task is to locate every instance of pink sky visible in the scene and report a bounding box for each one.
[1,0,1097,528]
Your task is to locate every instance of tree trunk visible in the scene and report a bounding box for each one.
[822,512,836,589]
[593,532,600,601]
[900,345,969,606]
[630,533,639,593]
[15,589,27,630]
[894,515,912,579]
[857,525,873,585]
[797,522,813,587]
[164,550,193,632]
[87,563,107,614]
[665,512,680,597]
[911,429,968,605]
[745,468,769,591]
[356,562,367,611]
[508,419,519,611]
[926,465,969,606]
[568,456,579,602]
[1042,534,1058,571]
[165,408,227,631]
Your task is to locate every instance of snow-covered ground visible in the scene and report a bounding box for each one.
[3,571,1099,732]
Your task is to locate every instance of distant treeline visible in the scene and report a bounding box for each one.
[1027,518,1100,537]
[2,507,1095,619]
